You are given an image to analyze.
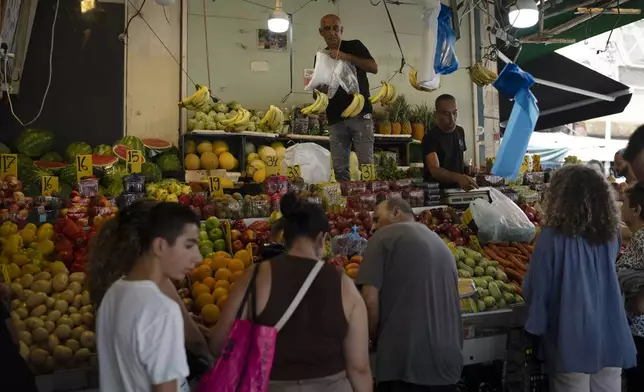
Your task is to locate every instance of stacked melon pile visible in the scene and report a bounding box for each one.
[183,249,252,327]
[244,142,286,183]
[184,139,238,172]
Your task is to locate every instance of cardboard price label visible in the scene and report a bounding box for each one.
[265,156,282,176]
[208,176,224,197]
[126,150,142,173]
[0,154,18,180]
[41,176,59,195]
[286,164,301,181]
[360,164,376,181]
[75,155,93,181]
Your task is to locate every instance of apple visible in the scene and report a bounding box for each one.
[242,230,257,243]
[178,194,192,206]
[342,228,352,234]
[329,221,336,230]
[350,217,361,227]
[454,237,466,246]
[342,208,355,219]
[357,211,370,220]
[330,228,341,237]
[335,216,349,231]
[526,212,535,221]
[525,206,537,216]
[428,224,439,233]
[199,231,209,241]
[230,229,242,242]
[420,210,433,222]
[202,204,216,218]
[327,212,337,221]
[249,242,260,257]
[358,231,367,239]
[448,226,462,240]
[362,216,373,231]
[232,240,245,253]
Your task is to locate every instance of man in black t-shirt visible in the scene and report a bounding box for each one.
[422,95,478,191]
[317,14,378,181]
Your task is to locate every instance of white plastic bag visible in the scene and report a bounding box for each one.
[489,187,535,243]
[281,143,331,184]
[305,51,360,98]
[470,198,505,244]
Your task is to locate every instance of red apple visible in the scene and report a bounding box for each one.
[232,240,245,252]
[241,230,256,243]
[448,226,462,240]
[230,229,242,242]
[330,228,341,237]
[362,217,373,231]
[326,212,337,221]
[335,216,349,231]
[454,237,466,246]
[357,211,370,220]
[249,242,260,256]
[342,228,351,234]
[342,208,355,219]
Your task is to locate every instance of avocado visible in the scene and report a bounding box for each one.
[477,259,488,269]
[482,276,494,282]
[476,287,487,297]
[487,259,500,267]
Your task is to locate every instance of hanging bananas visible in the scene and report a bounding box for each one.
[469,61,498,87]
[301,90,329,116]
[179,84,210,110]
[341,93,365,118]
[369,81,397,105]
[258,105,285,133]
[409,69,439,92]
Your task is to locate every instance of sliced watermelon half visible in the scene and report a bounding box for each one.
[113,144,147,163]
[92,155,118,167]
[142,138,172,150]
[33,161,67,172]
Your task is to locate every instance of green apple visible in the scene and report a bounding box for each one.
[214,239,226,252]
[199,245,213,257]
[200,239,213,249]
[200,222,207,231]
[199,231,209,241]
[206,216,221,231]
[209,228,224,241]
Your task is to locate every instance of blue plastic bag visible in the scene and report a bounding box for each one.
[491,89,539,178]
[492,63,535,98]
[434,4,459,75]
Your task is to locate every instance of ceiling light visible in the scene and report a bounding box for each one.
[509,0,539,28]
[268,0,289,33]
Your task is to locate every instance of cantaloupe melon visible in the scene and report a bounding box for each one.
[184,153,201,170]
[200,152,219,170]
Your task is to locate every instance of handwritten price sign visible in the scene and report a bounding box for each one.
[208,176,224,197]
[41,176,59,195]
[0,154,18,180]
[360,164,376,181]
[75,155,93,181]
[286,165,301,181]
[265,156,282,176]
[126,150,142,173]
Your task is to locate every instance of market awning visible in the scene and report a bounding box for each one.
[498,52,632,132]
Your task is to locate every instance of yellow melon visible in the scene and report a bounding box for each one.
[212,140,229,156]
[200,151,219,170]
[184,153,201,170]
[185,139,197,154]
[219,152,237,171]
[197,141,213,154]
[253,169,266,183]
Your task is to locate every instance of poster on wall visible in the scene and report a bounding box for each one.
[257,29,287,51]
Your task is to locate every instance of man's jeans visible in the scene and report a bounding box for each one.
[329,116,375,181]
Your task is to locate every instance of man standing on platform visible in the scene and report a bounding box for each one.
[357,198,463,392]
[317,14,378,181]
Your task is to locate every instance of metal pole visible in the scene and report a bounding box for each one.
[497,50,617,102]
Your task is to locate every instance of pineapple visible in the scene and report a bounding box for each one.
[388,97,403,135]
[375,111,392,135]
[399,96,412,135]
[411,103,427,141]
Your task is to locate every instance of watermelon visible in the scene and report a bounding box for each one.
[17,154,34,181]
[39,152,63,162]
[93,144,113,156]
[16,128,55,157]
[34,161,67,173]
[60,165,78,186]
[113,144,146,163]
[115,136,145,152]
[142,138,172,151]
[0,143,10,154]
[106,181,124,197]
[65,142,93,163]
[102,163,128,187]
[141,162,162,183]
[156,152,182,172]
[92,155,118,168]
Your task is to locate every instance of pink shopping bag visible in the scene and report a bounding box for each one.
[197,261,324,392]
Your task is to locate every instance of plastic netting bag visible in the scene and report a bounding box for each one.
[305,51,360,98]
[434,4,459,75]
[332,226,368,257]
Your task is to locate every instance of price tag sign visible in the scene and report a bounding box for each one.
[126,150,142,173]
[208,176,224,197]
[75,154,93,181]
[286,164,301,181]
[0,154,18,180]
[41,176,59,195]
[265,156,282,176]
[360,164,376,181]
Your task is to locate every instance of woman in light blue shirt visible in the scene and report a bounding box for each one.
[523,164,636,392]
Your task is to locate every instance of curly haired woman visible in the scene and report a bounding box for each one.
[523,164,636,392]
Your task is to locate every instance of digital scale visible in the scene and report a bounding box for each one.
[440,187,492,209]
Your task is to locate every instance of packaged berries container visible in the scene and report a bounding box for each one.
[243,198,271,218]
[405,188,424,207]
[263,176,288,196]
[347,193,377,211]
[214,195,243,220]
[475,174,505,187]
[368,180,389,193]
[341,181,367,196]
[389,179,412,191]
[123,174,146,194]
[79,178,100,198]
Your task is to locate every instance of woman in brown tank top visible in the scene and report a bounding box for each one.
[209,192,372,392]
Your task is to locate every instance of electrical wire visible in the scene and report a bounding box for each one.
[122,0,147,42]
[3,0,59,126]
[202,0,212,90]
[600,0,621,53]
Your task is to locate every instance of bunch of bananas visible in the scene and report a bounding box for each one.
[469,62,497,87]
[301,90,329,116]
[369,81,396,105]
[179,84,210,110]
[341,93,365,118]
[409,69,439,92]
[220,107,251,130]
[258,105,285,132]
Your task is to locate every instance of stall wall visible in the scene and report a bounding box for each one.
[185,0,477,160]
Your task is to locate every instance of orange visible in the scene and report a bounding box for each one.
[345,263,360,271]
[192,283,211,298]
[201,258,213,268]
[234,250,251,267]
[211,256,228,271]
[230,270,244,283]
[213,287,228,300]
[227,258,245,273]
[214,280,230,290]
[214,268,232,281]
[216,295,228,309]
[346,267,359,279]
[213,251,231,259]
[201,304,221,325]
[202,277,216,291]
[195,293,214,311]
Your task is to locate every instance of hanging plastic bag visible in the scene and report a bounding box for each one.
[489,187,535,243]
[281,142,331,184]
[469,198,505,244]
[306,51,336,92]
[305,52,360,98]
[417,0,441,87]
[434,4,459,75]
